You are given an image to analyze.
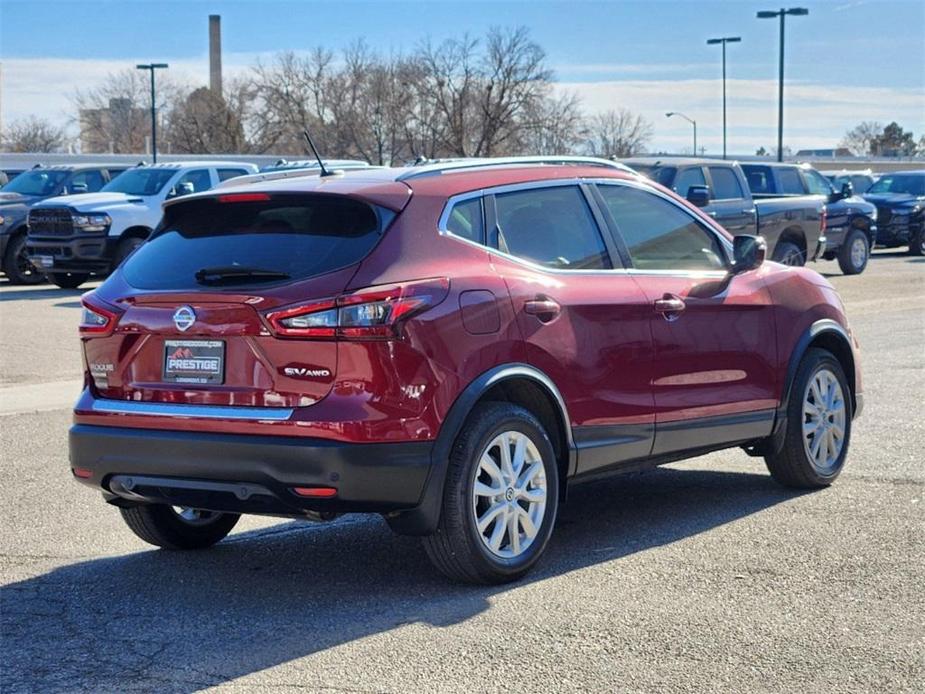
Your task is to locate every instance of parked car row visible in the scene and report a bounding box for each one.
[622,158,925,272]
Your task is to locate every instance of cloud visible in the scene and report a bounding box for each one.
[2,57,923,154]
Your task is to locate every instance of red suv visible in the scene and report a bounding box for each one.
[70,157,862,584]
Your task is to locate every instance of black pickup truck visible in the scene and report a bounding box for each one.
[622,157,825,266]
[740,162,877,275]
[862,170,925,256]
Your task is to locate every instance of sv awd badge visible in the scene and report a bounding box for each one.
[281,365,332,380]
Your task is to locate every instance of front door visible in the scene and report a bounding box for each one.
[705,165,758,235]
[487,182,656,476]
[594,181,777,456]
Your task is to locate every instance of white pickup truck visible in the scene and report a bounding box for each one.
[25,161,257,288]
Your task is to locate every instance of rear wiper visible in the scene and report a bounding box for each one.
[194,266,291,284]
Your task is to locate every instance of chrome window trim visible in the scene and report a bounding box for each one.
[90,399,294,421]
[438,177,733,276]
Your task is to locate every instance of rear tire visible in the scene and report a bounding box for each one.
[120,505,240,549]
[423,402,559,584]
[47,272,89,289]
[773,241,804,266]
[2,234,44,285]
[764,348,852,488]
[837,228,869,275]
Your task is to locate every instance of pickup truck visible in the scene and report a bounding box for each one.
[622,157,826,266]
[25,161,257,288]
[740,162,877,274]
[862,170,925,256]
[1,164,128,284]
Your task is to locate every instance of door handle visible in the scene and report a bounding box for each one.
[708,211,718,218]
[524,297,561,322]
[654,294,685,321]
[742,208,757,215]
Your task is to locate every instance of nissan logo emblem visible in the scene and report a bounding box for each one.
[173,305,196,332]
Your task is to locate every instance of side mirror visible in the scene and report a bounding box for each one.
[841,181,854,198]
[167,182,195,199]
[686,185,711,208]
[732,234,766,274]
[70,182,88,194]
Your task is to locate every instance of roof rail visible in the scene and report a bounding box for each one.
[396,156,634,181]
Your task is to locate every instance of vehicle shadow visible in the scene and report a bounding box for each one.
[0,286,92,302]
[2,466,803,692]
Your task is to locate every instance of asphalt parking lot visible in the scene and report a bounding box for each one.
[0,251,922,693]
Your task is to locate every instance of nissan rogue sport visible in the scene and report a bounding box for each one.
[69,157,862,584]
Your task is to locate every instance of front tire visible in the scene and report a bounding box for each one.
[113,236,144,267]
[120,505,240,549]
[423,402,559,584]
[764,348,852,488]
[47,272,90,289]
[2,234,44,285]
[909,229,925,256]
[837,228,870,275]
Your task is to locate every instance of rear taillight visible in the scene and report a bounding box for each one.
[79,295,121,337]
[266,278,449,340]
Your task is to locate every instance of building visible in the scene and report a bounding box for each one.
[79,98,149,154]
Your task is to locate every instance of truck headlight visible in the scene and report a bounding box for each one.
[73,213,111,233]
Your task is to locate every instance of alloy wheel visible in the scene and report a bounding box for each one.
[171,506,220,526]
[850,236,868,269]
[802,367,847,474]
[471,430,548,559]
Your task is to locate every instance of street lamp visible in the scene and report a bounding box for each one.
[666,112,697,155]
[757,7,808,162]
[136,63,169,162]
[706,36,741,160]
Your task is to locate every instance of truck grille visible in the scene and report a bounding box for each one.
[28,208,74,237]
[876,206,892,225]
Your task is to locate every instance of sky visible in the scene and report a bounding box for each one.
[1,0,924,155]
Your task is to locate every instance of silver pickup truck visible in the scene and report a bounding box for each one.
[623,157,826,266]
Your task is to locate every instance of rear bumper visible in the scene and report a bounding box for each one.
[69,424,434,517]
[26,234,115,273]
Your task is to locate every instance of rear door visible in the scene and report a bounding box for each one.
[486,181,656,476]
[594,180,777,455]
[704,165,757,235]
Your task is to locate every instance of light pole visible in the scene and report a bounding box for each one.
[136,63,168,162]
[706,36,741,159]
[666,112,697,155]
[757,8,808,162]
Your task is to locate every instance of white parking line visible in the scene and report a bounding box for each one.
[0,380,84,416]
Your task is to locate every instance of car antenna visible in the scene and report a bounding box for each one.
[302,130,336,178]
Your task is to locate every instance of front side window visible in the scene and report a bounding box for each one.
[494,185,611,270]
[598,184,727,271]
[803,169,834,196]
[68,170,106,194]
[444,197,484,243]
[708,166,745,200]
[169,169,212,198]
[674,167,706,197]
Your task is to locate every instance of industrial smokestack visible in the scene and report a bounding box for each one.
[209,14,222,97]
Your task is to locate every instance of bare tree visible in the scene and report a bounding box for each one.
[839,121,883,156]
[585,108,653,158]
[164,79,254,154]
[71,69,179,153]
[520,90,586,155]
[3,116,68,152]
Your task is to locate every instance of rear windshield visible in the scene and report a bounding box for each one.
[120,194,393,290]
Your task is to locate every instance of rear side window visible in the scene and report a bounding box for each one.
[708,166,745,200]
[494,185,611,270]
[218,168,250,182]
[598,184,727,271]
[444,197,484,243]
[743,165,772,194]
[777,168,806,195]
[121,195,391,290]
